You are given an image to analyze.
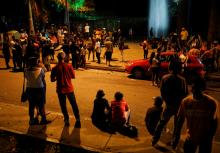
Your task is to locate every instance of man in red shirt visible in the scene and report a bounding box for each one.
[51,52,81,127]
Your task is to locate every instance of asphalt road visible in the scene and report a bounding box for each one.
[0,67,220,153]
[0,68,160,134]
[0,68,220,137]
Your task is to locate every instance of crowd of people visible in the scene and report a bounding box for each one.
[24,49,219,153]
[141,27,220,75]
[1,23,125,72]
[2,24,220,76]
[23,50,138,136]
[139,27,220,87]
[0,24,220,152]
[147,59,219,153]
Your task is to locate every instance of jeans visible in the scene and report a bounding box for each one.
[28,88,46,121]
[58,92,80,121]
[153,107,178,142]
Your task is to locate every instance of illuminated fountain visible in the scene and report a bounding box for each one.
[148,0,169,38]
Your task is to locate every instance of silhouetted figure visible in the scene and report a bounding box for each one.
[145,96,163,135]
[152,58,188,146]
[172,76,219,152]
[91,90,111,131]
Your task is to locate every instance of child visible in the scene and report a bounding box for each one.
[91,90,111,130]
[145,96,163,135]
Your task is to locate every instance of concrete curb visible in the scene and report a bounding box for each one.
[0,127,101,153]
[1,54,220,81]
[85,65,125,72]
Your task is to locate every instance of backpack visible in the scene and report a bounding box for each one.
[119,124,138,138]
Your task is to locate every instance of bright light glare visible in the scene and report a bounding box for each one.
[148,0,169,38]
[173,0,180,4]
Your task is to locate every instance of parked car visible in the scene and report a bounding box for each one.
[125,51,205,82]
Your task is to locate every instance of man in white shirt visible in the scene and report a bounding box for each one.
[84,23,90,40]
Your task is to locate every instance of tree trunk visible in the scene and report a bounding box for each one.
[28,0,35,35]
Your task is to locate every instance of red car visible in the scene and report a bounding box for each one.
[125,51,205,81]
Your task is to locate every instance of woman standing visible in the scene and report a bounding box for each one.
[25,57,50,125]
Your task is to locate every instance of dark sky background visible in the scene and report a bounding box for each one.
[93,0,148,17]
[0,0,148,17]
[93,0,210,19]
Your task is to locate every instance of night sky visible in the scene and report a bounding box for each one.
[93,0,148,17]
[0,0,148,17]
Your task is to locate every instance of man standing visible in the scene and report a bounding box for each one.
[141,38,149,59]
[172,76,219,153]
[84,22,90,40]
[51,52,81,127]
[104,37,113,66]
[180,27,188,48]
[95,38,101,64]
[152,58,188,146]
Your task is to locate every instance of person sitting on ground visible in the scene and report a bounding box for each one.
[91,89,111,130]
[145,96,163,135]
[111,92,130,128]
[111,91,138,137]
